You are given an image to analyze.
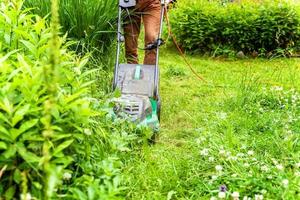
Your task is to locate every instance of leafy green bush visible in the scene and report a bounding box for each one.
[170,0,300,56]
[0,1,143,199]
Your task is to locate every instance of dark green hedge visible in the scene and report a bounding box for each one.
[170,1,300,55]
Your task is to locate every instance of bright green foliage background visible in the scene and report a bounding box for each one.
[170,0,300,56]
[0,0,300,199]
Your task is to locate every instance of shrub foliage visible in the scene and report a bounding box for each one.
[170,1,300,55]
[0,1,142,199]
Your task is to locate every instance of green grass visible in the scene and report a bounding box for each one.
[122,47,300,199]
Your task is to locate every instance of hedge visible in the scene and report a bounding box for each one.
[170,1,300,56]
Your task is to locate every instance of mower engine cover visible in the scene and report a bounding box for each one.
[113,64,160,131]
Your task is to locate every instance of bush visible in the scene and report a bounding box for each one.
[0,1,143,199]
[170,0,300,56]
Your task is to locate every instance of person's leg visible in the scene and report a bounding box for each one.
[142,0,161,65]
[124,10,141,64]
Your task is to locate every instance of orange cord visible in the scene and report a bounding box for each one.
[164,6,207,82]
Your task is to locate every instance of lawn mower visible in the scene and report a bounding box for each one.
[112,0,166,132]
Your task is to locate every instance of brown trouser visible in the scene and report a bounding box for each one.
[124,0,161,65]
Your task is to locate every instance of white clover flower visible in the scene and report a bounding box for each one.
[63,172,72,180]
[271,158,278,165]
[237,153,245,157]
[218,191,226,199]
[219,149,226,156]
[243,197,251,200]
[276,164,284,171]
[271,86,283,91]
[231,192,240,199]
[20,193,31,200]
[200,148,209,156]
[211,175,218,181]
[244,163,250,168]
[84,128,92,136]
[217,112,227,120]
[282,179,289,188]
[226,151,232,157]
[267,175,273,180]
[295,162,300,168]
[261,189,267,194]
[231,156,238,161]
[209,156,215,162]
[261,165,269,172]
[247,150,254,156]
[215,165,223,172]
[254,194,263,200]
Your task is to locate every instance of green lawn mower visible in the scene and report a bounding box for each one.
[112,0,166,132]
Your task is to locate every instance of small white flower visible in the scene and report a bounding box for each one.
[231,173,238,178]
[20,193,31,200]
[282,179,289,188]
[218,191,226,199]
[226,151,232,157]
[200,148,209,156]
[244,163,250,168]
[271,158,278,165]
[215,165,223,172]
[209,156,215,162]
[211,175,218,181]
[247,150,254,156]
[261,189,267,194]
[231,192,240,199]
[243,196,251,200]
[261,165,269,172]
[237,153,245,157]
[210,197,217,200]
[217,112,227,120]
[267,175,273,180]
[276,164,284,171]
[219,150,226,156]
[63,172,72,180]
[254,194,263,200]
[295,162,300,168]
[84,128,92,136]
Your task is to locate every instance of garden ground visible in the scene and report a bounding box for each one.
[123,47,300,199]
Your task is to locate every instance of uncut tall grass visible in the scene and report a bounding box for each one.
[24,0,118,53]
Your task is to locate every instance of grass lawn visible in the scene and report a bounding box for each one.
[122,47,300,200]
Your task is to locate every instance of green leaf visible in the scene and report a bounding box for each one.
[11,119,39,140]
[3,144,17,159]
[51,133,72,142]
[20,40,37,57]
[13,169,22,184]
[0,142,7,150]
[12,104,30,127]
[0,50,18,65]
[0,126,12,142]
[53,139,74,156]
[0,98,13,115]
[17,54,32,76]
[16,143,41,163]
[4,186,15,200]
